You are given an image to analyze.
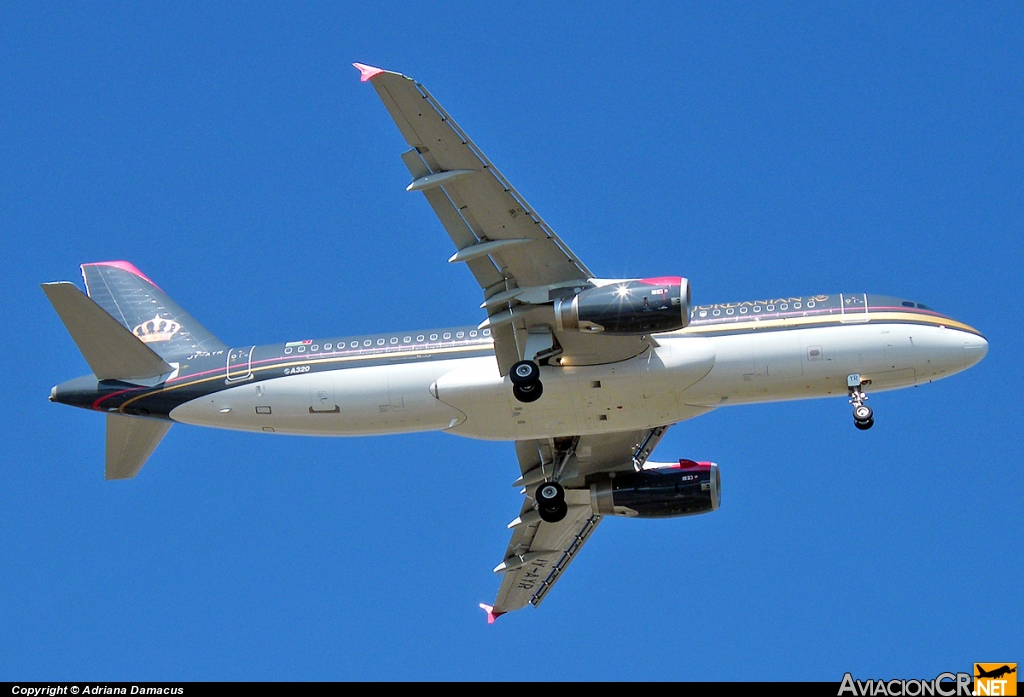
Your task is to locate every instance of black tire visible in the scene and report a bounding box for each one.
[853,405,873,422]
[539,501,569,523]
[536,481,565,506]
[854,417,874,431]
[510,360,540,386]
[512,380,543,403]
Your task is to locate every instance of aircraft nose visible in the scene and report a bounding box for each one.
[49,385,57,402]
[963,334,988,369]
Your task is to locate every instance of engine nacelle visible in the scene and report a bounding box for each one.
[591,460,720,518]
[554,277,691,335]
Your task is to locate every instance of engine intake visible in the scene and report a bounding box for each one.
[555,277,690,335]
[591,460,720,518]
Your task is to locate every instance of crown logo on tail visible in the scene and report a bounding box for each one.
[133,314,181,343]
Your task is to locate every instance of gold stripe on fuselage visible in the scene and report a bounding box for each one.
[673,310,983,337]
[116,341,492,412]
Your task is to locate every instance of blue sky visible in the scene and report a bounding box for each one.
[2,2,1020,681]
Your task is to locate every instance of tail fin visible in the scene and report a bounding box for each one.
[42,280,176,479]
[81,261,227,361]
[106,413,171,480]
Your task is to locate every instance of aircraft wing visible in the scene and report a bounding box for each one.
[486,426,670,619]
[356,64,654,373]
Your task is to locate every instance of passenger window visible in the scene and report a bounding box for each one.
[377,338,385,346]
[430,334,438,341]
[443,333,451,340]
[417,335,425,342]
[457,331,465,338]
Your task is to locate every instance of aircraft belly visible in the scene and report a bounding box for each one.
[684,323,973,407]
[437,339,716,440]
[170,361,465,436]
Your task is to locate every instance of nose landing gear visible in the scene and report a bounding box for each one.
[848,374,874,430]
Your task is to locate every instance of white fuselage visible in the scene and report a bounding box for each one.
[169,321,987,441]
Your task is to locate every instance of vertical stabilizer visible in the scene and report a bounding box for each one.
[106,414,171,480]
[81,261,227,361]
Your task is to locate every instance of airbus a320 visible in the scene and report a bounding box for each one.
[43,64,988,621]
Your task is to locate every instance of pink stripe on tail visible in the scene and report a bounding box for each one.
[81,261,162,290]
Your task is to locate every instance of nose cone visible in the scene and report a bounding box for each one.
[49,385,57,402]
[963,334,988,369]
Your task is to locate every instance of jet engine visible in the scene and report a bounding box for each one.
[554,277,691,335]
[590,460,720,518]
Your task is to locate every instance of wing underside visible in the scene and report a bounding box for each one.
[358,65,652,373]
[490,426,671,616]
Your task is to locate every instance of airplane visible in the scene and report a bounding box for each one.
[976,665,1016,680]
[42,63,988,622]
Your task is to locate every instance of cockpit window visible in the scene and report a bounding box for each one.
[902,301,915,307]
[916,303,930,310]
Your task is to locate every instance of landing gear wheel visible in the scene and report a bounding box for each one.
[512,381,543,403]
[539,501,568,523]
[854,417,874,430]
[510,360,540,386]
[536,481,567,522]
[536,481,565,505]
[853,405,873,422]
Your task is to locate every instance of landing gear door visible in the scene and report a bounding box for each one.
[840,293,870,323]
[226,346,255,383]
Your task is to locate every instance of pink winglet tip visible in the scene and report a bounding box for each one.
[478,603,504,624]
[353,62,385,82]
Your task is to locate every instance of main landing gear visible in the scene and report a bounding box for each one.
[535,480,567,523]
[848,374,874,430]
[510,360,543,403]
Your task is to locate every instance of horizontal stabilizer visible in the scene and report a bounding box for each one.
[106,413,171,480]
[41,282,173,381]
